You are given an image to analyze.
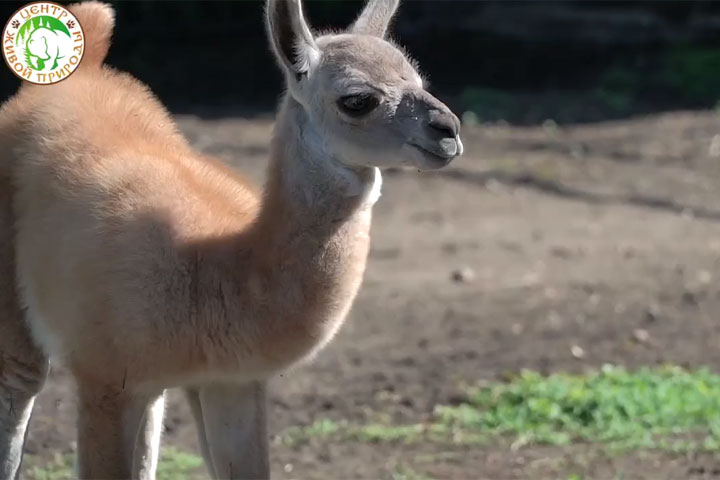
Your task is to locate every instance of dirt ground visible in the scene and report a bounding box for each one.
[23,111,720,479]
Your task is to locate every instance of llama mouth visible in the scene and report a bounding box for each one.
[409,142,458,168]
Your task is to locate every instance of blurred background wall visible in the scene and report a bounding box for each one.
[2,0,720,123]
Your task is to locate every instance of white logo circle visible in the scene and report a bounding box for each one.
[2,2,85,85]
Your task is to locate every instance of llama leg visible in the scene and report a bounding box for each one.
[197,382,269,479]
[132,392,165,480]
[185,387,217,478]
[0,319,49,480]
[1,178,49,479]
[76,384,159,479]
[0,393,35,480]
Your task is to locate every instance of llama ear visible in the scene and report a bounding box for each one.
[350,0,400,38]
[266,0,318,79]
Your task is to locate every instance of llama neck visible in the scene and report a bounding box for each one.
[249,96,381,327]
[181,96,382,375]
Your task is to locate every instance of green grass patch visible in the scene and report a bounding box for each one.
[284,365,720,454]
[24,366,720,478]
[156,447,204,480]
[439,365,720,452]
[25,453,73,480]
[24,447,204,480]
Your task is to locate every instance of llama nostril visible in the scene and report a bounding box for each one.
[428,112,460,138]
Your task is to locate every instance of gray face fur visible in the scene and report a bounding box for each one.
[267,0,463,170]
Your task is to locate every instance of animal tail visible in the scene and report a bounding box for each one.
[67,1,115,69]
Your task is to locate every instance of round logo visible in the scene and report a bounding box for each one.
[2,2,85,85]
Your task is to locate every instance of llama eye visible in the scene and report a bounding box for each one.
[337,94,379,117]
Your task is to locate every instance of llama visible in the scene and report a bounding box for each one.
[0,0,462,478]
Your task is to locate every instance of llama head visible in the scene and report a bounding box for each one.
[266,0,463,170]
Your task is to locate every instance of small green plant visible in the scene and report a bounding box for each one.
[350,423,433,443]
[282,417,343,446]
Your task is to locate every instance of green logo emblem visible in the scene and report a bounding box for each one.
[3,2,85,84]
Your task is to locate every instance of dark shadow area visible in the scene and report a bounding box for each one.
[1,1,720,123]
